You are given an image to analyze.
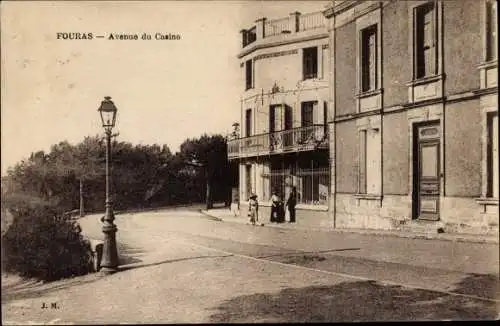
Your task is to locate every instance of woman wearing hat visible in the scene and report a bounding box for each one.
[248,193,259,225]
[270,189,282,223]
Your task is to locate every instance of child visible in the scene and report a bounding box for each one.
[248,193,259,225]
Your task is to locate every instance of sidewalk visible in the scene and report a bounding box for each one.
[200,208,499,244]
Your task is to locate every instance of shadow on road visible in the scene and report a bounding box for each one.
[1,272,105,304]
[256,248,360,259]
[118,254,234,272]
[208,276,500,323]
[453,273,500,299]
[118,243,146,266]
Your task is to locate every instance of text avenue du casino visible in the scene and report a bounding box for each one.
[56,32,182,40]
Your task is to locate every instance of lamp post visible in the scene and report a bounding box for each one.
[98,96,119,274]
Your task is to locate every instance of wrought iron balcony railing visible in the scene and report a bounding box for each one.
[227,124,328,159]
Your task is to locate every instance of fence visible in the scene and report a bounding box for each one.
[227,124,328,159]
[262,167,329,206]
[299,12,326,31]
[265,17,292,37]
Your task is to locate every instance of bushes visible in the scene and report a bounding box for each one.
[1,199,94,281]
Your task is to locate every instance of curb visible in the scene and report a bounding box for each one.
[198,210,499,245]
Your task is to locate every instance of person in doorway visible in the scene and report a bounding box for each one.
[270,189,282,223]
[286,186,297,223]
[248,193,259,225]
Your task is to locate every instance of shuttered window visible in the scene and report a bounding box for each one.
[245,109,252,137]
[359,129,381,194]
[301,102,315,127]
[486,1,498,61]
[415,3,436,79]
[303,47,318,79]
[359,130,367,194]
[487,112,499,198]
[361,25,377,92]
[245,60,253,90]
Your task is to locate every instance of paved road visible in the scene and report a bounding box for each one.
[2,208,499,324]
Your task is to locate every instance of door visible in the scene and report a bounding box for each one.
[301,102,315,143]
[413,122,440,221]
[270,105,286,150]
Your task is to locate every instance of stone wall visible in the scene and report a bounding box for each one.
[334,194,409,230]
[440,197,499,235]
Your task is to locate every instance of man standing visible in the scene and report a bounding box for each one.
[286,187,297,223]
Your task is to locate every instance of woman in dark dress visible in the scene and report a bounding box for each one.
[286,187,297,223]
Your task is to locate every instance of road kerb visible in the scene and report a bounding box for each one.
[199,210,499,245]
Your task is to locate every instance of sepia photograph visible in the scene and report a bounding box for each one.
[1,0,499,323]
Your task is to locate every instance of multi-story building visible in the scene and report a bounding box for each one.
[228,10,332,227]
[324,0,498,234]
[229,0,498,235]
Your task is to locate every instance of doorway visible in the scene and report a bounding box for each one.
[412,121,441,221]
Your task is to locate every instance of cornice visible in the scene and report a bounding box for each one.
[253,49,298,62]
[237,32,329,59]
[334,1,358,15]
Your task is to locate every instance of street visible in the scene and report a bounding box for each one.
[2,207,499,324]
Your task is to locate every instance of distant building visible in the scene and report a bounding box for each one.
[228,0,498,235]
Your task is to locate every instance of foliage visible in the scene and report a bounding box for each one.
[1,132,233,281]
[179,134,230,208]
[1,197,93,281]
[3,133,232,214]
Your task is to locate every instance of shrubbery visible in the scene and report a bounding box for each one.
[1,197,94,281]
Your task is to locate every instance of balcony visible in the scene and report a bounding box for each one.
[227,124,328,160]
[240,11,327,51]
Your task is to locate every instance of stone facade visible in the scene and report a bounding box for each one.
[325,0,499,236]
[230,1,499,237]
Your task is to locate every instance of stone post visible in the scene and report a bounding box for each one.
[289,11,301,33]
[254,17,267,40]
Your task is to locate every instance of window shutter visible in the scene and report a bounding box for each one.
[423,5,435,76]
[359,130,367,194]
[493,2,498,60]
[245,109,252,137]
[301,102,314,127]
[487,1,498,61]
[369,29,377,90]
[245,60,253,89]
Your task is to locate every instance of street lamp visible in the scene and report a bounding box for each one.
[98,96,119,274]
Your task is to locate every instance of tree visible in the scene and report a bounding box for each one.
[49,137,105,216]
[179,134,229,209]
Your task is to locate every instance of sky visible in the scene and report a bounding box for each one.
[1,0,331,175]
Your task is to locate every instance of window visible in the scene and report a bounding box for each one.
[486,1,498,61]
[301,102,315,127]
[242,27,257,47]
[269,105,283,133]
[359,129,381,194]
[487,112,498,198]
[303,47,318,79]
[245,59,253,90]
[361,25,377,92]
[265,166,329,206]
[245,109,252,137]
[301,101,317,142]
[414,2,436,79]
